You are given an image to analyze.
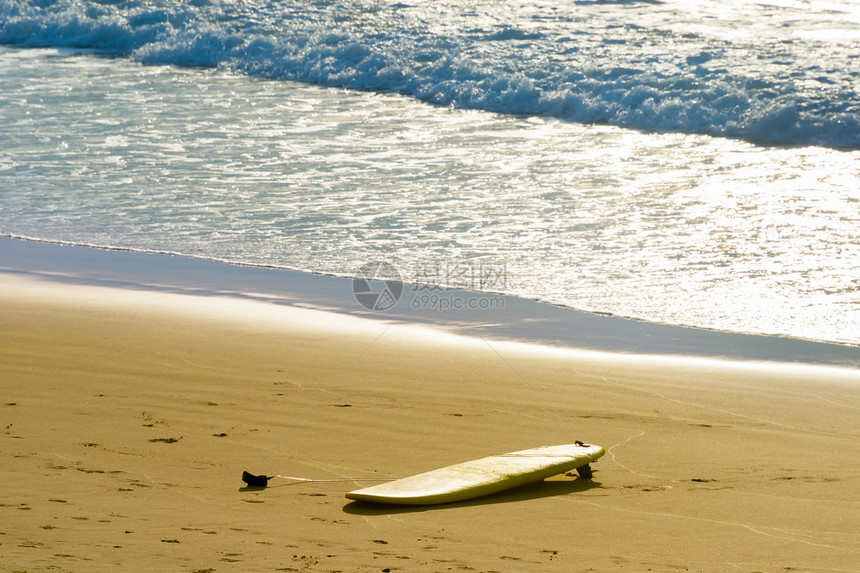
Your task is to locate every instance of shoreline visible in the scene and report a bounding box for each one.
[2,251,858,572]
[2,236,859,367]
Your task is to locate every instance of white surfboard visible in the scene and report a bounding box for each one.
[345,442,604,505]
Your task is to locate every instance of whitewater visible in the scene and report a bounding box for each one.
[2,0,860,148]
[1,0,859,345]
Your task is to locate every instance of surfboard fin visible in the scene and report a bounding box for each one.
[576,464,593,479]
[242,471,271,487]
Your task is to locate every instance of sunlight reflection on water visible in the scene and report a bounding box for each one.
[1,47,858,344]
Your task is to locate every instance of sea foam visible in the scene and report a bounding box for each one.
[2,0,858,148]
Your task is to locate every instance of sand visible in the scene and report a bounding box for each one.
[2,275,859,572]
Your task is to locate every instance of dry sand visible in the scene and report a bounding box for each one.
[2,275,859,572]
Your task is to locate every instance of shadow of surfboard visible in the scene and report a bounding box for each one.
[341,476,601,515]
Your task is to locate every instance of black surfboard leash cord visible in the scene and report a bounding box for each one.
[242,324,588,488]
[243,324,392,488]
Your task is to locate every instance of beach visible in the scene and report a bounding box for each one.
[2,270,858,572]
[3,1,860,571]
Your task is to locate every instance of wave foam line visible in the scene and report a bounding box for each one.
[2,0,858,149]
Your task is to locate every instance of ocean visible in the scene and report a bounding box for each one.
[1,0,859,346]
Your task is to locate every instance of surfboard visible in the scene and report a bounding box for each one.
[345,442,604,505]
